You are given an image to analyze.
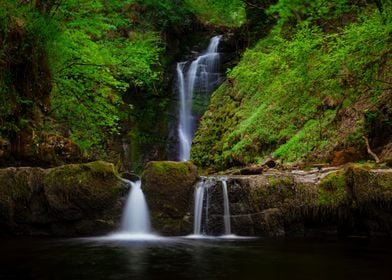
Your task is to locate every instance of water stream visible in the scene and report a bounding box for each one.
[107,179,157,240]
[222,180,232,236]
[177,35,222,161]
[192,177,233,237]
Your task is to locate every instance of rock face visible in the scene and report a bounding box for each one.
[142,161,198,235]
[0,161,126,236]
[141,163,392,237]
[213,165,392,237]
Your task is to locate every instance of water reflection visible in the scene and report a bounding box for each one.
[1,237,392,280]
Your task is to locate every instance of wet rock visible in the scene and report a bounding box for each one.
[142,161,198,235]
[121,172,140,182]
[0,161,126,236]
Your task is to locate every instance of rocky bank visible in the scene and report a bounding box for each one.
[0,161,126,236]
[143,162,392,237]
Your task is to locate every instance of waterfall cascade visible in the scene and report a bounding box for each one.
[177,35,222,161]
[120,179,151,234]
[107,179,157,240]
[192,177,233,237]
[222,180,231,235]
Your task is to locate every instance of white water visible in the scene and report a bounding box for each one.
[177,35,222,161]
[104,179,157,240]
[121,179,151,233]
[193,181,206,235]
[192,177,235,237]
[193,178,216,236]
[222,180,231,235]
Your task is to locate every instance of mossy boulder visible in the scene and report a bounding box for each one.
[142,161,198,235]
[0,161,126,236]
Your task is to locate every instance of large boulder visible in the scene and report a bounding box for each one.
[142,161,198,235]
[0,161,126,236]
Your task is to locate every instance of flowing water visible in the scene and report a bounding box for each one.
[192,177,217,236]
[107,179,157,240]
[177,35,222,161]
[1,237,391,280]
[222,180,232,236]
[192,177,233,237]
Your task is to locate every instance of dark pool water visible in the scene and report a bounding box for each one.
[0,236,391,280]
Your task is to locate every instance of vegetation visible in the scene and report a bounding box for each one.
[192,1,392,170]
[0,0,391,172]
[185,0,246,27]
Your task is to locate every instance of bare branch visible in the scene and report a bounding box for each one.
[362,136,380,163]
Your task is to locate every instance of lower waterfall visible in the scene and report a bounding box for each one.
[192,177,233,237]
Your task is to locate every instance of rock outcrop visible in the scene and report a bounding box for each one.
[142,161,198,235]
[0,161,126,236]
[141,163,392,238]
[207,165,392,237]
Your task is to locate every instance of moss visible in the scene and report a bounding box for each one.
[43,161,122,205]
[318,171,347,206]
[85,161,119,177]
[10,174,31,201]
[191,7,391,171]
[146,161,195,177]
[0,168,45,202]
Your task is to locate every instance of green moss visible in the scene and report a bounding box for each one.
[318,171,347,206]
[85,161,119,177]
[147,161,194,176]
[10,175,31,201]
[192,6,392,171]
[43,161,121,200]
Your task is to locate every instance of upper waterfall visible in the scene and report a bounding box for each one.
[177,35,222,161]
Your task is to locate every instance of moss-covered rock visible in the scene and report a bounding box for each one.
[191,165,392,237]
[142,161,198,235]
[0,161,125,236]
[318,170,347,206]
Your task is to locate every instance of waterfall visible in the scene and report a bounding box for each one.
[222,180,231,235]
[177,35,222,161]
[191,177,233,237]
[192,178,214,235]
[193,181,206,235]
[120,179,152,235]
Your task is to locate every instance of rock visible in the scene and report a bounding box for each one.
[121,172,140,182]
[0,161,126,236]
[186,165,392,237]
[142,161,198,235]
[233,166,263,175]
[37,133,81,165]
[0,138,10,159]
[332,147,362,166]
[263,158,276,168]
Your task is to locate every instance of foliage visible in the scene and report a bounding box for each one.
[184,0,246,27]
[267,0,353,28]
[0,0,58,138]
[135,0,192,29]
[48,0,163,151]
[192,2,392,170]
